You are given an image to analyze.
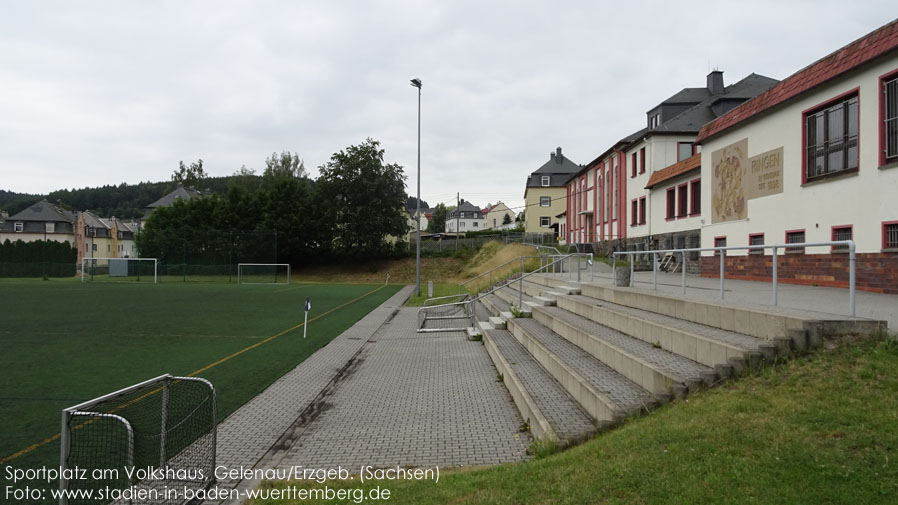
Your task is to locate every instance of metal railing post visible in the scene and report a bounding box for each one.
[652,252,657,290]
[849,241,856,317]
[681,251,686,294]
[629,254,634,287]
[719,247,725,299]
[772,246,778,307]
[519,256,524,309]
[611,253,616,285]
[577,255,581,282]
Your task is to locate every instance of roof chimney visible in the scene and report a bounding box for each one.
[555,147,563,164]
[707,70,724,95]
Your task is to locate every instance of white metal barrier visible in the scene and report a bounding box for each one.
[612,240,857,317]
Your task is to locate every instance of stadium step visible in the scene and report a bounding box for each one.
[530,305,714,397]
[506,317,659,424]
[482,328,595,446]
[555,293,775,369]
[472,270,885,447]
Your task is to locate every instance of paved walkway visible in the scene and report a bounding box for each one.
[275,308,529,470]
[212,287,414,494]
[566,268,897,330]
[210,285,529,502]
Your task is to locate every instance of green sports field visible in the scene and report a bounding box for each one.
[0,278,402,474]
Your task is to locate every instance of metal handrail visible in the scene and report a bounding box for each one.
[611,240,857,317]
[417,253,593,332]
[423,293,471,307]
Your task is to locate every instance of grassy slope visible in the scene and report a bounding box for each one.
[0,280,401,473]
[253,335,898,505]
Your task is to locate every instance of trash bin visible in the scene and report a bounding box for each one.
[614,268,631,287]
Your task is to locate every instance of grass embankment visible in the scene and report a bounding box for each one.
[252,334,898,505]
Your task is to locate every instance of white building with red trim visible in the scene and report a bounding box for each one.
[694,19,898,294]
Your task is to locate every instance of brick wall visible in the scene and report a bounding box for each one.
[699,252,898,295]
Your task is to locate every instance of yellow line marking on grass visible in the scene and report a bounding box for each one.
[0,284,389,465]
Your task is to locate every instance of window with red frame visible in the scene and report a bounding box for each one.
[884,222,898,249]
[690,179,701,214]
[677,184,688,217]
[884,76,898,164]
[749,233,764,254]
[666,188,675,219]
[631,153,637,178]
[831,225,852,251]
[805,94,858,180]
[631,199,638,226]
[639,197,646,224]
[786,230,806,253]
[714,236,726,255]
[639,148,646,174]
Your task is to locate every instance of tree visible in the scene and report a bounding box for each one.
[315,138,407,256]
[406,196,429,210]
[427,203,449,233]
[264,151,306,179]
[172,159,207,187]
[502,212,512,225]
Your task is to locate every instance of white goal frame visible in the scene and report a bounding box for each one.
[81,257,158,283]
[237,263,291,284]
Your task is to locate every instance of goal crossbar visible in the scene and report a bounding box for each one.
[237,263,291,284]
[81,257,158,283]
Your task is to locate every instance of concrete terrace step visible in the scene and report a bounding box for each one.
[493,285,537,312]
[508,317,658,424]
[530,305,715,397]
[483,329,595,446]
[557,294,775,368]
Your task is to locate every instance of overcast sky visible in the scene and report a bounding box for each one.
[0,1,892,212]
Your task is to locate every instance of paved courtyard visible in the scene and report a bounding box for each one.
[210,285,529,502]
[276,308,530,470]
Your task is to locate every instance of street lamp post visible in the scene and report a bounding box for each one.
[411,78,422,297]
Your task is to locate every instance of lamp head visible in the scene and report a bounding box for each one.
[410,78,422,88]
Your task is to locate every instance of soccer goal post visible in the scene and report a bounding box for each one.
[59,374,216,505]
[237,263,291,284]
[81,257,158,283]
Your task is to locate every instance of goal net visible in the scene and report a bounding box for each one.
[81,257,158,283]
[237,263,291,284]
[60,374,216,505]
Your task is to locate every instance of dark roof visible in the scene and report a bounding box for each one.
[7,200,75,223]
[146,184,204,209]
[526,147,582,189]
[698,19,898,142]
[653,74,779,134]
[456,200,482,213]
[645,153,701,188]
[80,210,108,230]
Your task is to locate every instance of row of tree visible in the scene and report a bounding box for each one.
[0,239,77,277]
[137,139,410,265]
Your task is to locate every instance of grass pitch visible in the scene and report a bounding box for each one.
[0,278,402,473]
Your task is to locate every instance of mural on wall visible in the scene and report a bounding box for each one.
[711,138,748,223]
[711,140,784,223]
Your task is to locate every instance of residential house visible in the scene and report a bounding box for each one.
[144,183,205,218]
[566,71,778,258]
[75,211,141,264]
[482,202,515,230]
[406,208,430,241]
[0,200,76,245]
[695,19,898,293]
[524,147,581,236]
[445,199,484,233]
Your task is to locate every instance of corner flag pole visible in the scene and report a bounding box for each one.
[303,297,311,339]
